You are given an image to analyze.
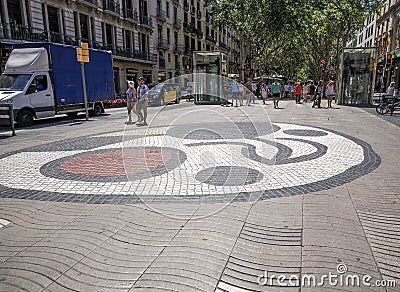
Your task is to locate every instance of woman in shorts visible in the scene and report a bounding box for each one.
[125,81,138,124]
[325,80,335,108]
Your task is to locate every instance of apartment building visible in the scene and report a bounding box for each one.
[0,0,239,95]
[374,0,400,87]
[347,15,376,48]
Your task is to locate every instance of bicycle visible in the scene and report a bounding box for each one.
[376,96,400,115]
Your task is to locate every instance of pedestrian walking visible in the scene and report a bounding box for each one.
[313,80,323,108]
[302,82,309,103]
[238,81,245,106]
[125,81,138,124]
[283,83,290,99]
[309,81,316,103]
[252,81,257,104]
[231,77,239,107]
[245,78,253,106]
[267,83,272,98]
[387,81,396,96]
[221,81,230,106]
[294,82,302,104]
[272,79,281,109]
[325,80,335,108]
[290,82,295,99]
[261,82,268,105]
[136,77,149,126]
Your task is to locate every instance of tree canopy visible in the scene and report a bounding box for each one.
[206,0,383,80]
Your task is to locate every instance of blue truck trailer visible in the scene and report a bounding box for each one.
[0,43,114,126]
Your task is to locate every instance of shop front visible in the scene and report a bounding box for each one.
[337,47,377,105]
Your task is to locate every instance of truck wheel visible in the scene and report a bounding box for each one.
[91,103,103,116]
[17,110,34,127]
[175,98,180,104]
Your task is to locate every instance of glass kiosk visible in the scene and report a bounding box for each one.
[337,47,377,105]
[193,51,228,105]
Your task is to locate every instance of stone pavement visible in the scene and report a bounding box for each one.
[0,100,399,291]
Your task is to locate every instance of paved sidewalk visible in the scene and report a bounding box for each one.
[0,100,399,291]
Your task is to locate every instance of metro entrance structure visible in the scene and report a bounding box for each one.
[193,51,228,105]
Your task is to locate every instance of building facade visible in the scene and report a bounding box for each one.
[347,15,376,48]
[374,0,400,89]
[0,0,239,95]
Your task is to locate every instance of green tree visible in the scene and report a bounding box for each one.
[206,0,383,80]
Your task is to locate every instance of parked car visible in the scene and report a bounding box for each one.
[148,83,181,106]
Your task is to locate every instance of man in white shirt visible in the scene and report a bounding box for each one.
[136,77,149,126]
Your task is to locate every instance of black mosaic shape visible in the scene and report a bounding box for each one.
[283,129,328,137]
[195,166,264,186]
[166,122,280,140]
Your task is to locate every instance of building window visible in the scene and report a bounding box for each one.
[167,28,170,44]
[139,0,148,19]
[80,13,89,40]
[74,11,79,38]
[125,30,131,50]
[166,2,170,17]
[47,6,60,34]
[90,17,96,44]
[158,24,162,40]
[105,23,113,47]
[168,53,171,62]
[7,0,23,24]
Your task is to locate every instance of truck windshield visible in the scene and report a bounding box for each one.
[0,74,32,91]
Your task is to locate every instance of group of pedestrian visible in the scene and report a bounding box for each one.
[126,77,337,124]
[221,78,336,109]
[125,77,149,126]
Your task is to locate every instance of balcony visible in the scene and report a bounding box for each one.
[184,47,192,55]
[197,10,201,19]
[190,5,196,15]
[206,34,216,43]
[0,23,48,42]
[183,22,190,33]
[220,42,229,50]
[196,29,203,39]
[123,8,138,22]
[173,17,181,29]
[0,22,159,63]
[64,35,79,46]
[184,0,189,11]
[157,38,169,50]
[140,16,153,28]
[183,23,196,35]
[79,0,98,7]
[156,9,167,22]
[206,13,211,23]
[173,44,183,53]
[113,47,157,63]
[103,0,120,15]
[159,58,166,68]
